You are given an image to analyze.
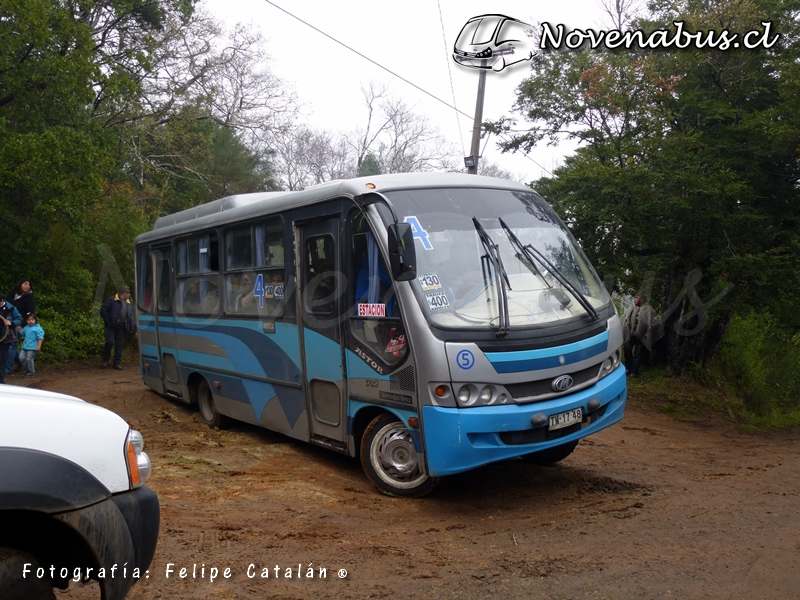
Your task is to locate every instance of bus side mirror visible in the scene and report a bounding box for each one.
[387,223,417,282]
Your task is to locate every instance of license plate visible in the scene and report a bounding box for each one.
[548,407,582,430]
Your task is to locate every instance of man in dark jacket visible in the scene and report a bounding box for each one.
[100,285,136,370]
[0,294,23,384]
[622,294,663,378]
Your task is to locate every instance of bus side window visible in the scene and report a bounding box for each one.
[176,233,221,316]
[157,256,171,313]
[258,220,285,268]
[304,235,338,317]
[353,232,396,316]
[224,218,286,319]
[348,214,406,365]
[137,248,153,313]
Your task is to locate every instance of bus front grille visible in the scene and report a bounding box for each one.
[504,362,602,401]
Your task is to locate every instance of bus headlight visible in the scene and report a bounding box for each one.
[457,386,472,405]
[479,386,493,404]
[456,384,511,407]
[599,348,622,380]
[600,357,614,376]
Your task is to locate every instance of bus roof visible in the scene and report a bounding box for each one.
[137,173,532,244]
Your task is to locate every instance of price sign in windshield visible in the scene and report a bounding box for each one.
[418,272,443,292]
[425,292,451,312]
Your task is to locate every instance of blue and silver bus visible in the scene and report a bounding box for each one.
[134,173,626,497]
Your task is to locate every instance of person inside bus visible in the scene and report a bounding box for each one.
[233,274,255,311]
[184,280,219,314]
[270,272,285,299]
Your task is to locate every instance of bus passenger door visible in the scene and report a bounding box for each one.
[152,247,182,398]
[297,218,348,448]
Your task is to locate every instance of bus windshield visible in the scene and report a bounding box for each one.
[383,187,610,330]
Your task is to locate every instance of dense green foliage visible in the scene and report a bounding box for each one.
[706,313,800,424]
[0,1,280,359]
[494,0,800,406]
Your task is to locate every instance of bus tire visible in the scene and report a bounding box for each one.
[0,547,56,600]
[521,440,579,466]
[196,379,227,429]
[360,413,438,498]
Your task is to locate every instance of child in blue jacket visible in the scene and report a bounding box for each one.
[19,314,45,377]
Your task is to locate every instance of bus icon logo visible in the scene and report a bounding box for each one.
[453,14,536,73]
[456,350,475,370]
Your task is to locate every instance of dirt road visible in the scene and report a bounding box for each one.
[12,365,800,599]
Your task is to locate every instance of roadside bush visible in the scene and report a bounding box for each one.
[705,313,800,424]
[34,301,104,365]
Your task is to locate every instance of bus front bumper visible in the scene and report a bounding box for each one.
[421,366,627,477]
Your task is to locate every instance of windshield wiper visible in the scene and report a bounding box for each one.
[472,217,511,337]
[499,218,599,321]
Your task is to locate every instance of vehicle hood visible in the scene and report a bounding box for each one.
[0,385,133,493]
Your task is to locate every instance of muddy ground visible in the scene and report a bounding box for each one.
[10,364,800,600]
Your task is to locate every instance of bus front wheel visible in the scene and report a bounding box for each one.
[360,414,438,498]
[196,379,227,429]
[521,440,579,465]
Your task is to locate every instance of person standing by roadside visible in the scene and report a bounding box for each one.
[100,285,136,370]
[4,278,36,374]
[0,294,23,384]
[18,314,44,377]
[622,294,663,378]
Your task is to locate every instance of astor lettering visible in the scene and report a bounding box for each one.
[355,347,384,374]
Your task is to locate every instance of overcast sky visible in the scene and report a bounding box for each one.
[201,0,613,183]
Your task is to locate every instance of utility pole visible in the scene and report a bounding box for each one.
[466,69,487,175]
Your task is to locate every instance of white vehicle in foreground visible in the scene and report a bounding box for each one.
[0,385,159,600]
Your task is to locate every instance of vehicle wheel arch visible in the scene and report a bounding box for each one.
[351,406,410,459]
[189,373,228,429]
[0,510,97,590]
[357,410,438,498]
[187,371,208,405]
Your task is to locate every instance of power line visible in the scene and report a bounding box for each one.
[262,0,552,177]
[437,0,466,158]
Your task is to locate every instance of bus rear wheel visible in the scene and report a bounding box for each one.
[196,379,227,429]
[521,440,579,465]
[360,414,438,498]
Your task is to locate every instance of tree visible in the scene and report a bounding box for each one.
[497,0,800,371]
[0,1,289,358]
[358,153,381,176]
[269,124,354,190]
[476,160,521,181]
[349,82,456,174]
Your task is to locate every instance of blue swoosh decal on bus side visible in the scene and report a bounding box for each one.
[138,319,306,425]
[152,318,303,382]
[484,331,609,373]
[303,329,346,381]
